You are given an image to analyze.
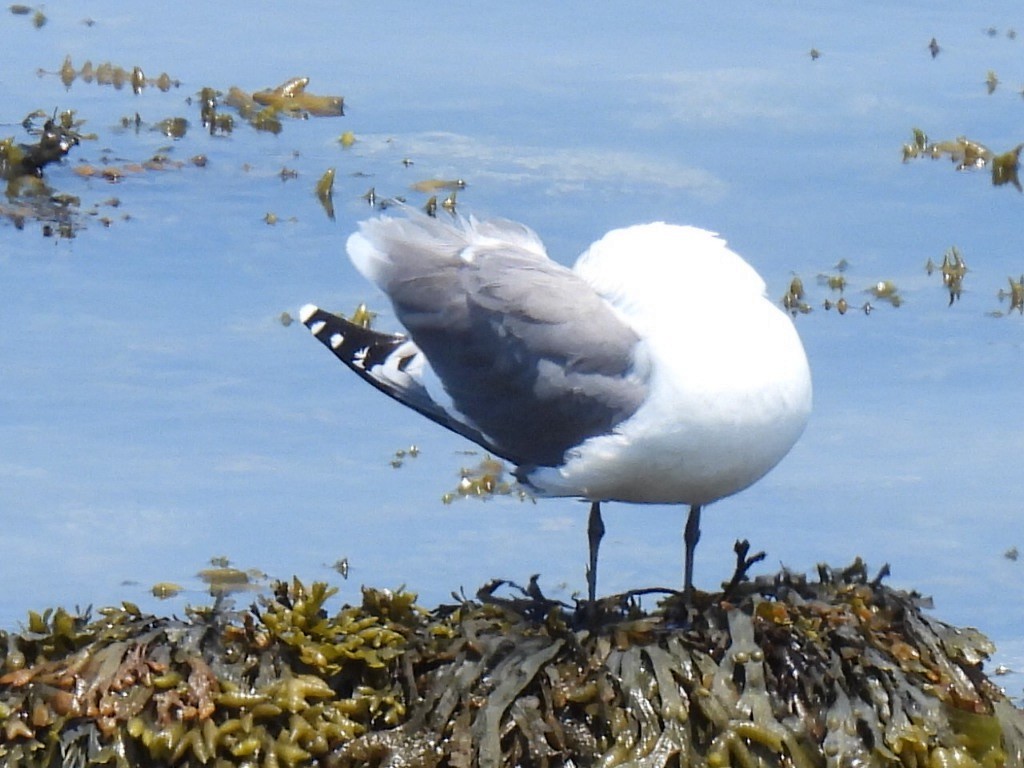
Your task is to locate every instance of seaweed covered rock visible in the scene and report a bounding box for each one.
[0,561,1021,768]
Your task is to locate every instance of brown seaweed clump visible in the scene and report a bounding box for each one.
[1,561,1022,768]
[220,77,345,135]
[0,113,81,182]
[0,111,86,235]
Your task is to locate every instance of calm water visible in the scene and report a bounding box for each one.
[2,3,1022,687]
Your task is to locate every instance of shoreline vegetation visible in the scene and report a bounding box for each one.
[1,560,1021,767]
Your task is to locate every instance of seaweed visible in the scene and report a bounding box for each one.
[902,129,1024,192]
[1,560,1020,767]
[926,247,969,306]
[0,112,87,236]
[0,114,81,181]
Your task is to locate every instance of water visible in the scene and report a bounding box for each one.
[2,2,1022,690]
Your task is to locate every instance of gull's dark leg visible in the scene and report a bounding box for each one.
[586,501,605,603]
[683,504,702,599]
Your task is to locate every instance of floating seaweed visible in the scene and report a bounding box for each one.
[823,296,875,316]
[820,274,847,293]
[389,445,420,470]
[194,88,236,136]
[440,454,532,504]
[781,262,899,317]
[251,77,345,118]
[47,56,180,93]
[348,303,377,330]
[1,113,82,181]
[151,583,184,600]
[264,212,297,226]
[0,112,88,235]
[987,70,1000,94]
[902,129,1023,191]
[410,179,466,194]
[869,279,903,307]
[224,87,284,134]
[991,146,1023,191]
[72,152,190,182]
[440,191,457,216]
[994,275,1024,316]
[316,168,336,220]
[197,87,218,126]
[355,183,407,212]
[0,561,1021,767]
[8,3,45,27]
[781,276,811,316]
[926,247,969,305]
[155,117,189,139]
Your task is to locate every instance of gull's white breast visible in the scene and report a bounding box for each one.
[524,223,812,504]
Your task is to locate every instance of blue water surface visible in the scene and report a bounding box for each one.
[1,2,1022,688]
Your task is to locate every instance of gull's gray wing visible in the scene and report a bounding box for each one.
[345,215,649,468]
[299,304,511,458]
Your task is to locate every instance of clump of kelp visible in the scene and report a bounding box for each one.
[2,560,1022,768]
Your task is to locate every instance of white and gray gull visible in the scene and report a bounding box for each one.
[300,212,812,602]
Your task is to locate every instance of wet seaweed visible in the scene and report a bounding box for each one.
[47,57,180,93]
[219,78,345,134]
[780,262,903,317]
[926,247,969,306]
[0,113,81,181]
[0,112,88,236]
[902,128,1023,191]
[316,168,337,220]
[1,560,1021,767]
[994,276,1024,317]
[8,4,45,28]
[440,454,532,505]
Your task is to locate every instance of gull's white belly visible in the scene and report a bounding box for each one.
[524,295,812,504]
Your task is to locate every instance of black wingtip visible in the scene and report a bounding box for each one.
[300,303,515,465]
[300,304,406,373]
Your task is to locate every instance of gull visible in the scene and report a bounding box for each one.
[300,212,812,602]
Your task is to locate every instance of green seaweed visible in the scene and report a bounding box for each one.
[1,562,1022,767]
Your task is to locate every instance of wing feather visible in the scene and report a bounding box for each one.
[338,214,650,467]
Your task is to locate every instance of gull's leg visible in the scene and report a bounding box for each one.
[683,504,702,599]
[586,501,605,603]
